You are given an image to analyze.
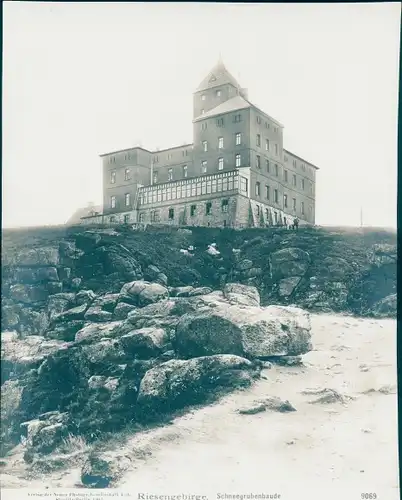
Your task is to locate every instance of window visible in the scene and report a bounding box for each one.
[265,121,269,129]
[256,155,261,169]
[293,159,297,167]
[301,163,306,171]
[274,189,278,203]
[235,154,241,167]
[275,144,278,156]
[110,216,116,223]
[292,198,296,211]
[109,156,116,164]
[255,182,261,196]
[256,134,261,147]
[256,116,261,124]
[266,160,270,172]
[265,139,269,151]
[222,199,229,213]
[216,118,224,127]
[216,90,221,97]
[201,161,207,173]
[153,171,158,184]
[154,155,159,163]
[110,196,116,208]
[301,179,305,190]
[233,114,241,123]
[284,155,288,162]
[256,205,260,216]
[240,177,248,193]
[284,170,288,182]
[275,164,279,176]
[205,202,212,215]
[284,194,288,208]
[266,185,270,199]
[218,157,224,170]
[125,193,131,206]
[265,208,269,220]
[124,214,130,224]
[301,201,305,215]
[168,168,173,181]
[202,141,208,152]
[190,205,196,216]
[235,132,241,145]
[139,213,145,223]
[202,122,207,131]
[274,212,278,224]
[168,208,174,220]
[218,137,224,149]
[183,165,188,178]
[110,171,116,184]
[150,210,160,223]
[125,168,130,181]
[292,174,297,186]
[167,153,173,160]
[201,94,206,101]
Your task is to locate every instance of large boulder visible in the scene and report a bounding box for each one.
[239,305,312,358]
[119,280,169,307]
[12,267,59,284]
[2,246,59,268]
[270,247,310,280]
[175,300,312,360]
[136,354,259,416]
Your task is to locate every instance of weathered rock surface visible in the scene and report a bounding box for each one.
[270,247,310,280]
[120,280,169,307]
[120,327,169,359]
[1,332,69,380]
[175,291,312,359]
[136,354,259,416]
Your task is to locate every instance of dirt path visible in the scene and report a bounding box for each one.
[1,314,399,496]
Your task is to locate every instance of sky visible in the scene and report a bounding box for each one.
[2,2,401,229]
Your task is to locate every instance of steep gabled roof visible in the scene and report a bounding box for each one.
[195,59,241,93]
[193,95,251,122]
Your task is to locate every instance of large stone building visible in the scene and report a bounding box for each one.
[81,59,318,228]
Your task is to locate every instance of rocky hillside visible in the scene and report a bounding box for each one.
[0,224,396,484]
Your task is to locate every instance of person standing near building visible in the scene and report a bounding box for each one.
[293,216,299,230]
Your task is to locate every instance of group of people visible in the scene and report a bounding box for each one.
[266,216,300,230]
